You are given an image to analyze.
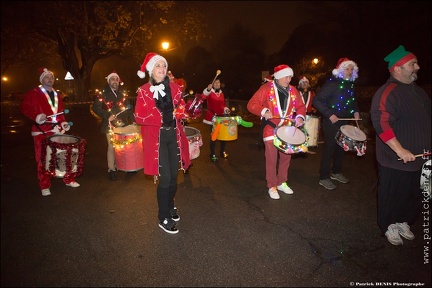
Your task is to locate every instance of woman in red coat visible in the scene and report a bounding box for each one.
[134,52,191,234]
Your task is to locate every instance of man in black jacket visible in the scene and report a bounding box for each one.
[92,71,134,181]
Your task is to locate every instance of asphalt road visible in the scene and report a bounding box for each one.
[1,100,431,287]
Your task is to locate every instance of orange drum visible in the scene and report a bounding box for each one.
[111,124,144,172]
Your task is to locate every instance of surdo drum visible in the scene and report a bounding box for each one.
[43,134,86,178]
[304,115,320,147]
[273,126,309,154]
[111,124,144,172]
[335,125,367,156]
[184,126,203,160]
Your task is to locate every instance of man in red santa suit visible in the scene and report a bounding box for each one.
[297,76,316,115]
[20,68,80,196]
[247,64,306,200]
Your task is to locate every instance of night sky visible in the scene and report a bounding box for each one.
[1,1,430,96]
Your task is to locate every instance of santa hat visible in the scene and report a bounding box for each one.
[106,71,120,83]
[273,64,294,80]
[39,68,54,83]
[384,45,416,72]
[298,76,309,85]
[137,52,168,79]
[332,58,359,80]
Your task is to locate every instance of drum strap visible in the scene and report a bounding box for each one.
[35,123,48,137]
[258,119,277,146]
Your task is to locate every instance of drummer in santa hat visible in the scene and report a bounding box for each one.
[20,67,80,196]
[312,57,361,190]
[297,75,317,115]
[247,64,306,200]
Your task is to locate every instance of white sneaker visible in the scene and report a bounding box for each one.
[277,182,294,194]
[396,222,415,240]
[385,224,403,245]
[41,188,51,196]
[268,187,280,199]
[66,182,80,188]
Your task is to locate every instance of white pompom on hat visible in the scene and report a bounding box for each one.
[332,57,359,80]
[106,71,120,83]
[137,52,168,79]
[39,68,54,83]
[273,64,294,80]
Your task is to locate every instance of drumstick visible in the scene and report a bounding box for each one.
[272,117,295,122]
[398,152,432,160]
[47,109,69,118]
[338,118,362,121]
[211,70,221,85]
[114,104,132,117]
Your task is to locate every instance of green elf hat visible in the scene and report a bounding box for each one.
[384,45,416,72]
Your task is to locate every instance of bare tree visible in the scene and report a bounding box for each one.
[1,1,205,101]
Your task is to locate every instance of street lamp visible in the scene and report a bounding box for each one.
[312,58,319,65]
[162,42,170,51]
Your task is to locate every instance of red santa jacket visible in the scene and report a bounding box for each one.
[247,81,306,141]
[201,88,227,125]
[20,86,68,136]
[134,81,191,176]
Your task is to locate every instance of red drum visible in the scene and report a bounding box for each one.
[273,126,308,154]
[184,126,203,160]
[335,125,367,156]
[111,124,144,172]
[43,134,86,178]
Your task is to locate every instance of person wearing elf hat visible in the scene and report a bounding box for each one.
[312,57,361,190]
[202,78,231,162]
[247,64,306,200]
[297,76,317,115]
[370,45,431,246]
[92,71,135,181]
[20,68,80,196]
[134,52,191,234]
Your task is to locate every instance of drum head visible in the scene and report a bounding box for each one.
[276,126,306,145]
[113,124,140,135]
[184,126,199,137]
[340,125,366,141]
[48,135,80,144]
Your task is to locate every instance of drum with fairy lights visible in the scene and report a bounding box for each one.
[111,124,144,172]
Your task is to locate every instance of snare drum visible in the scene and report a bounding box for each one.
[273,126,309,154]
[304,115,320,147]
[111,124,144,171]
[43,134,86,178]
[184,126,203,160]
[335,125,367,156]
[213,114,238,141]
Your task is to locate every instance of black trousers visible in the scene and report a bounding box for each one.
[209,124,226,156]
[319,119,345,180]
[157,128,180,221]
[377,164,423,234]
